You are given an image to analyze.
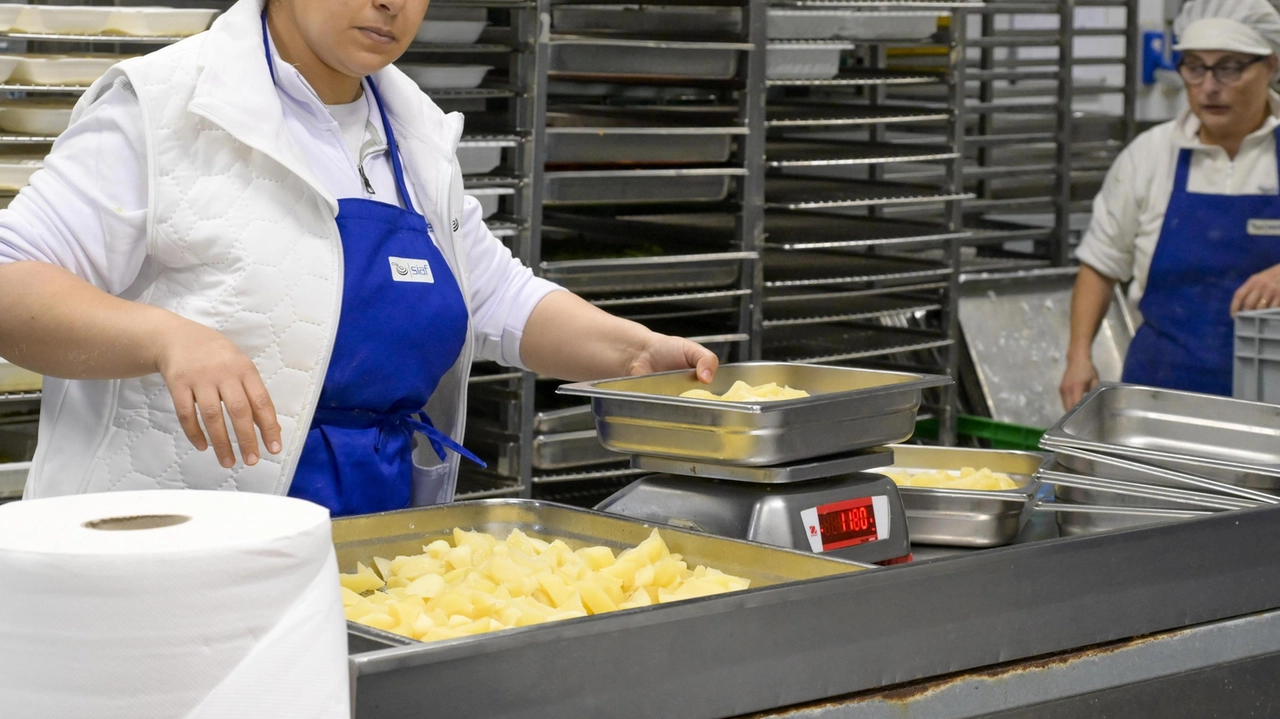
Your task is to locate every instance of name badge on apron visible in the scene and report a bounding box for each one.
[389,256,435,283]
[1247,219,1280,236]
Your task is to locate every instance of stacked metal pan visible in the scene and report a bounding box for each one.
[1034,384,1280,536]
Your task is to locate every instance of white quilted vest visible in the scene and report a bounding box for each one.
[24,0,476,503]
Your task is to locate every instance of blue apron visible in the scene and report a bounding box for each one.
[1122,127,1280,396]
[260,16,482,517]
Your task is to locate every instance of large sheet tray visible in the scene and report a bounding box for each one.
[540,251,752,294]
[1043,384,1280,490]
[334,499,863,622]
[766,176,971,209]
[557,361,948,466]
[549,38,746,81]
[544,169,735,205]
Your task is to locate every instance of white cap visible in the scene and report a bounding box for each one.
[1173,0,1280,56]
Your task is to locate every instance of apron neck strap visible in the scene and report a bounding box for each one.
[260,10,416,212]
[364,78,415,210]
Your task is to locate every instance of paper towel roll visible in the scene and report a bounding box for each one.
[0,490,350,718]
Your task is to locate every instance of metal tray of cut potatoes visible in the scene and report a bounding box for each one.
[336,499,866,650]
[872,445,1045,548]
[557,361,949,467]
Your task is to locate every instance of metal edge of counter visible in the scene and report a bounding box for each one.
[347,503,1280,719]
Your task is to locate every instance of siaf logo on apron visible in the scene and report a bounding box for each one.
[1247,219,1280,236]
[388,256,435,283]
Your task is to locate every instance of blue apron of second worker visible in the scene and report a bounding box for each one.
[1123,125,1280,396]
[258,18,482,517]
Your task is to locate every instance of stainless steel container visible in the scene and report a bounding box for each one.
[1048,445,1280,505]
[1043,384,1280,490]
[767,9,941,41]
[333,498,866,604]
[545,107,743,166]
[548,39,746,81]
[534,405,596,434]
[558,362,949,466]
[551,5,743,37]
[544,169,737,206]
[532,429,624,470]
[1038,468,1259,511]
[1034,501,1210,537]
[876,445,1043,547]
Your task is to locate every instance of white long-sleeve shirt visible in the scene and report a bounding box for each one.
[0,32,559,366]
[1077,92,1280,305]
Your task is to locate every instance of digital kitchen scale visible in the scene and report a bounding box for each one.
[595,447,912,565]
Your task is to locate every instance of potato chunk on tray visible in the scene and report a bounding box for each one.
[339,528,751,643]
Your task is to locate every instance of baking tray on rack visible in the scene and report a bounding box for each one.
[762,323,953,364]
[768,103,951,127]
[767,140,957,167]
[551,5,743,39]
[548,38,750,82]
[764,291,943,327]
[870,444,1045,548]
[540,252,753,294]
[558,362,948,466]
[614,210,968,250]
[765,176,971,209]
[545,106,744,166]
[763,250,952,289]
[1042,385,1280,491]
[768,9,942,41]
[544,168,739,205]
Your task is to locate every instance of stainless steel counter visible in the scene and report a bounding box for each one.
[347,499,1280,719]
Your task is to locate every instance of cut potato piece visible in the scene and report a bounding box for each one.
[338,527,750,644]
[877,466,1019,491]
[680,380,809,402]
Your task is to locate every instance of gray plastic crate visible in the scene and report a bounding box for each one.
[1234,308,1280,404]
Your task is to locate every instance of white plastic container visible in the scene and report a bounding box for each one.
[0,158,41,190]
[766,43,845,80]
[767,10,942,41]
[0,101,74,136]
[106,7,218,37]
[0,56,19,84]
[457,145,501,175]
[476,194,499,218]
[0,4,26,32]
[10,55,119,86]
[14,5,114,35]
[398,63,492,89]
[415,7,487,45]
[0,359,41,394]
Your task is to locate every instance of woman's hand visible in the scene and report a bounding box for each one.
[1231,264,1280,316]
[627,333,718,383]
[153,317,282,468]
[1059,354,1099,411]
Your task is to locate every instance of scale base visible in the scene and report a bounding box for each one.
[596,472,911,565]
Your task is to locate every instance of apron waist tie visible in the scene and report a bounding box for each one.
[312,408,487,468]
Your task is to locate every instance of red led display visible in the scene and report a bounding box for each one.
[816,497,878,551]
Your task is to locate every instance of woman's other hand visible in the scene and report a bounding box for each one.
[1230,263,1280,316]
[627,334,718,383]
[1059,355,1099,411]
[154,317,282,468]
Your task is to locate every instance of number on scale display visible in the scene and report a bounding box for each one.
[814,497,879,551]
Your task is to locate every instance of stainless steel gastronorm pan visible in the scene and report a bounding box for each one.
[548,39,746,81]
[1034,501,1210,537]
[544,169,737,205]
[532,429,624,470]
[1043,471,1255,511]
[334,499,867,644]
[873,445,1043,548]
[552,5,744,38]
[1043,384,1280,490]
[1048,445,1280,505]
[557,361,949,466]
[545,107,744,166]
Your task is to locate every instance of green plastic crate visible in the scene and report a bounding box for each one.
[914,415,1046,452]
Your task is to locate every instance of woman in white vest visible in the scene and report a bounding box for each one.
[0,0,718,515]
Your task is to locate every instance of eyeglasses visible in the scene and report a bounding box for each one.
[1177,55,1267,85]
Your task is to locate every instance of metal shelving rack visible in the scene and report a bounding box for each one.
[476,0,770,506]
[759,0,976,442]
